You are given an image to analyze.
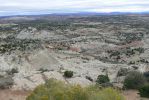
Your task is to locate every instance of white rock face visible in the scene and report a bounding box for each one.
[43,71,65,82]
[27,50,60,70]
[0,50,64,90]
[12,73,45,90]
[0,56,11,71]
[67,77,92,86]
[12,71,65,90]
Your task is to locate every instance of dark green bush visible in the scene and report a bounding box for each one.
[123,71,146,89]
[96,75,110,84]
[139,84,149,98]
[64,71,73,78]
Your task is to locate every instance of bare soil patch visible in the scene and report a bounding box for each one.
[0,89,30,100]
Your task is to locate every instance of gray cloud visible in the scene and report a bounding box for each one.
[0,0,149,16]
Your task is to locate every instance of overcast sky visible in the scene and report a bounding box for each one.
[0,0,149,16]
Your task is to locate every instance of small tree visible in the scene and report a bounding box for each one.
[96,75,110,84]
[123,71,146,89]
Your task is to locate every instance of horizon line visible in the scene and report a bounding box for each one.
[0,11,149,17]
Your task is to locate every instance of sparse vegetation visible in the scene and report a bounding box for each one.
[0,37,41,53]
[117,32,144,43]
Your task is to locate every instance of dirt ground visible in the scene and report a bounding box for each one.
[0,89,30,100]
[123,90,149,100]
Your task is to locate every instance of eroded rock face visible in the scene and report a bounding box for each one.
[12,73,45,90]
[27,50,60,71]
[0,48,148,90]
[0,50,63,90]
[12,71,92,90]
[43,71,65,82]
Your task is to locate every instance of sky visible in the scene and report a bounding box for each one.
[0,0,149,16]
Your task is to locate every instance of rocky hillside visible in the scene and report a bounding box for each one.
[0,14,149,91]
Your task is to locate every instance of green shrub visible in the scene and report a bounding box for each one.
[139,84,149,98]
[26,79,125,100]
[123,71,146,89]
[96,75,110,84]
[64,71,73,78]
